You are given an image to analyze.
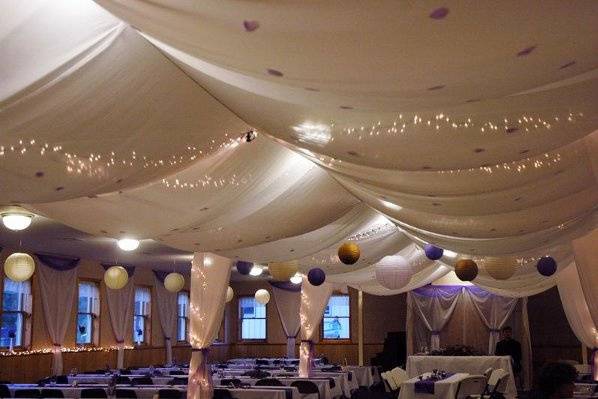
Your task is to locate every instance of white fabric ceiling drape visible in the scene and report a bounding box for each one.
[272,285,301,358]
[299,278,333,377]
[464,287,519,354]
[409,286,461,350]
[187,253,232,399]
[106,281,135,369]
[572,228,598,332]
[37,262,77,375]
[153,275,178,366]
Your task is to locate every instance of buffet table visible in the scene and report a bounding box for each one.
[406,355,516,398]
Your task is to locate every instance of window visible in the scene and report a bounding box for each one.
[133,287,151,345]
[176,291,189,342]
[239,296,266,340]
[77,281,100,345]
[322,295,350,340]
[0,279,32,349]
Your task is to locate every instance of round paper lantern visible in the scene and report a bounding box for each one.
[375,255,412,290]
[537,256,557,276]
[338,242,360,265]
[483,257,517,280]
[104,266,129,290]
[424,244,444,260]
[454,259,478,281]
[268,261,298,281]
[4,253,35,282]
[307,267,326,286]
[226,286,234,303]
[255,289,270,305]
[164,272,185,293]
[236,261,253,275]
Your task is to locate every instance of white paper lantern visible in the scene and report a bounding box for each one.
[104,266,129,290]
[483,257,517,280]
[164,272,185,293]
[255,289,270,305]
[4,253,35,282]
[375,255,413,290]
[226,286,234,303]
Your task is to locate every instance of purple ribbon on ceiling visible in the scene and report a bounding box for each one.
[36,253,80,271]
[269,280,302,292]
[101,263,135,277]
[412,284,463,297]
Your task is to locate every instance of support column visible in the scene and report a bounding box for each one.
[358,290,364,366]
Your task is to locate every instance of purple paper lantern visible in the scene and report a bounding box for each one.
[236,261,253,275]
[307,268,326,286]
[424,244,444,260]
[537,256,557,276]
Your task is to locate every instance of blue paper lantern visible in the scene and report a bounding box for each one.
[307,268,326,286]
[537,256,557,276]
[236,261,253,275]
[424,244,444,260]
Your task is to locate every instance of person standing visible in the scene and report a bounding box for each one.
[495,326,522,376]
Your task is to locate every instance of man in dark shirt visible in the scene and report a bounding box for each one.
[495,326,522,374]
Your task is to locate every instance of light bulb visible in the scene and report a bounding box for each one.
[2,213,33,231]
[290,273,302,285]
[117,238,140,251]
[249,266,263,276]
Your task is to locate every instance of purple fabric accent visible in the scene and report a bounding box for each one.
[153,270,169,283]
[36,253,80,271]
[101,263,135,277]
[412,285,463,297]
[236,261,253,275]
[414,373,454,394]
[269,280,302,292]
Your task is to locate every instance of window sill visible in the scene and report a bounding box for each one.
[319,339,353,345]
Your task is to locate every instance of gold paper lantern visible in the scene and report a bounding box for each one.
[268,261,298,281]
[4,253,35,282]
[255,289,270,305]
[483,257,517,280]
[104,266,129,290]
[455,259,478,281]
[164,272,185,293]
[338,242,361,265]
[226,286,234,303]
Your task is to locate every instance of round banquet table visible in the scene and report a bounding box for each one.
[406,355,516,398]
[398,373,470,399]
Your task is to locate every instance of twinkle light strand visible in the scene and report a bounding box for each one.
[0,344,134,357]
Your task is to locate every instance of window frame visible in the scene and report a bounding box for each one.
[176,290,189,344]
[133,285,152,347]
[76,279,100,347]
[320,294,351,342]
[0,277,33,350]
[238,295,267,342]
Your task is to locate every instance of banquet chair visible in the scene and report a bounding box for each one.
[132,376,154,385]
[115,389,137,398]
[14,388,41,398]
[158,389,183,399]
[213,389,233,399]
[116,376,131,384]
[381,371,398,392]
[485,369,510,398]
[168,377,188,386]
[80,388,108,398]
[255,378,285,386]
[220,378,241,387]
[54,375,68,384]
[454,375,487,399]
[0,384,9,399]
[290,380,320,399]
[169,370,186,376]
[41,388,65,398]
[389,367,408,388]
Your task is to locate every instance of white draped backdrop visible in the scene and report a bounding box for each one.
[272,285,302,359]
[106,281,135,369]
[154,274,179,366]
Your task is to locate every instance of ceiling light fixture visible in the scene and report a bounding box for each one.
[117,238,140,251]
[1,212,34,231]
[290,273,302,285]
[249,265,263,276]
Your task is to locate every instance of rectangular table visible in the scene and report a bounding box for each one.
[406,355,516,398]
[214,376,334,399]
[398,373,470,399]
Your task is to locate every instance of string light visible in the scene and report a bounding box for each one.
[0,344,134,357]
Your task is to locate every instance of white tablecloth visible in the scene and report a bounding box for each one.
[398,373,470,399]
[214,376,334,399]
[345,366,377,387]
[68,375,178,385]
[406,356,516,398]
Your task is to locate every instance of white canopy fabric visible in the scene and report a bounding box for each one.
[1,0,597,298]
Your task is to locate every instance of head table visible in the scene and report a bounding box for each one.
[398,372,470,399]
[406,355,516,398]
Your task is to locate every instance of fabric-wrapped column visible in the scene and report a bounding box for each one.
[271,282,301,358]
[154,273,178,366]
[299,276,333,377]
[187,253,232,399]
[37,261,78,375]
[106,282,135,369]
